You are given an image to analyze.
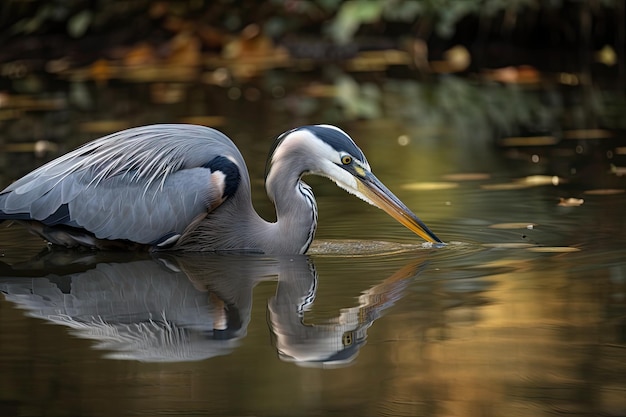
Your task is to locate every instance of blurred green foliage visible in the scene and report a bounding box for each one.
[1,0,622,45]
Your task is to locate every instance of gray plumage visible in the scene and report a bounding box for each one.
[0,124,442,254]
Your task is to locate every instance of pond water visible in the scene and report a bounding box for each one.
[0,68,625,416]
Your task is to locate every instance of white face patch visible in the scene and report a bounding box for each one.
[267,127,377,206]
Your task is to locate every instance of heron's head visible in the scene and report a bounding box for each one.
[266,125,443,244]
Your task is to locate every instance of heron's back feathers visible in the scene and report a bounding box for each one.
[0,124,248,248]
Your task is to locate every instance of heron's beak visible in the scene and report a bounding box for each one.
[355,171,443,244]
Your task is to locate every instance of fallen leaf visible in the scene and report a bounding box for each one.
[483,65,540,84]
[500,136,558,146]
[402,182,459,191]
[488,223,537,229]
[558,197,584,207]
[563,129,614,140]
[519,175,561,186]
[583,189,625,195]
[481,182,529,191]
[527,246,581,253]
[482,243,535,249]
[442,173,490,181]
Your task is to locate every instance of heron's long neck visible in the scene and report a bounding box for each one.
[176,163,316,254]
[260,166,318,254]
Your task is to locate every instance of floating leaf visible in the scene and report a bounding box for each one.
[481,182,529,191]
[583,189,625,196]
[482,243,535,249]
[500,136,558,146]
[558,198,584,207]
[442,173,490,181]
[563,129,613,140]
[402,182,458,191]
[519,175,561,186]
[483,65,540,84]
[488,223,537,229]
[527,247,581,253]
[482,175,562,190]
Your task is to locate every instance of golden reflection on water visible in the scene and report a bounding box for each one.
[0,243,624,416]
[359,252,625,417]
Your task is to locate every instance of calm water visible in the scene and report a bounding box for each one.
[1,71,625,416]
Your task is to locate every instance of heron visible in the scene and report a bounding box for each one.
[0,124,442,254]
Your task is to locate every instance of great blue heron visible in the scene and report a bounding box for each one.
[0,124,442,254]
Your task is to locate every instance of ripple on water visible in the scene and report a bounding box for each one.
[308,239,477,259]
[308,239,431,257]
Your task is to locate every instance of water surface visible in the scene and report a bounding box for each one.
[0,71,625,416]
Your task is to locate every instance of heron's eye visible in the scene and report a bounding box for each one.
[341,155,352,165]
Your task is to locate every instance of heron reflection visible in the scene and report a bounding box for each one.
[0,252,425,365]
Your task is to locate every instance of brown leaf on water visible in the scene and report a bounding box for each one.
[500,136,558,146]
[482,65,540,84]
[488,223,537,229]
[482,243,535,249]
[402,182,459,191]
[482,175,562,191]
[519,175,562,186]
[558,197,584,207]
[583,189,625,196]
[562,129,614,140]
[442,173,490,181]
[527,246,581,253]
[481,182,530,191]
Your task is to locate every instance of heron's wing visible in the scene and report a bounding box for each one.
[0,124,246,246]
